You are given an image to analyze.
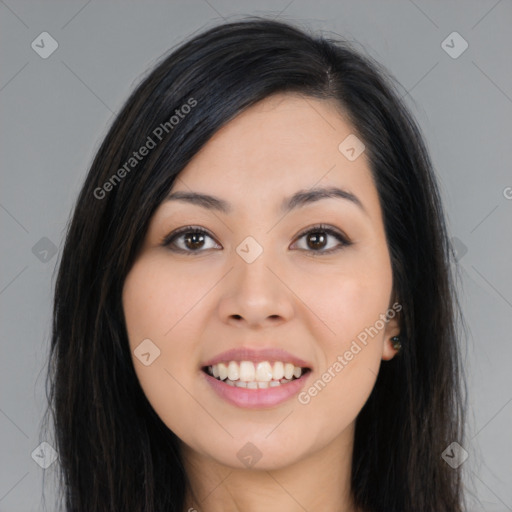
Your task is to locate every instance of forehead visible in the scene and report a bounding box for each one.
[165,93,380,219]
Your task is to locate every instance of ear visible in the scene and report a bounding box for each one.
[381,300,402,361]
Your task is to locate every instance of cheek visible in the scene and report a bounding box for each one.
[294,258,393,349]
[122,255,207,343]
[122,257,205,438]
[295,351,379,448]
[293,257,392,431]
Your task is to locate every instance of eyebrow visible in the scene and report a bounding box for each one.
[165,186,367,216]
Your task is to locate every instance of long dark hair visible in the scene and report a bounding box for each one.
[42,16,468,511]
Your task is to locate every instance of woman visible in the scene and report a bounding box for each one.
[43,17,467,512]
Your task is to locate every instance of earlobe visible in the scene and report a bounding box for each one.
[382,335,402,361]
[382,305,401,360]
[382,301,402,361]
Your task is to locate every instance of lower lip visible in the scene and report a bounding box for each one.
[202,371,311,409]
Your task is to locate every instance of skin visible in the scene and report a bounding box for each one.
[122,92,401,512]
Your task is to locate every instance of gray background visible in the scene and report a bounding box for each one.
[1,1,511,511]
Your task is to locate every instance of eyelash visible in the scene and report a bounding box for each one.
[161,224,352,257]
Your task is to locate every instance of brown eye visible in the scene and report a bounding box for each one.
[292,224,351,255]
[162,226,220,254]
[305,231,328,250]
[183,232,206,250]
[162,224,351,256]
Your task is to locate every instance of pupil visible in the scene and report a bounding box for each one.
[308,232,326,249]
[186,233,204,249]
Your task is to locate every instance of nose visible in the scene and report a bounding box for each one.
[216,249,295,329]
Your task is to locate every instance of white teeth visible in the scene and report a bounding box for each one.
[284,363,294,380]
[255,361,273,382]
[272,361,284,380]
[227,361,239,381]
[218,362,228,381]
[207,360,308,386]
[222,378,296,388]
[239,361,256,382]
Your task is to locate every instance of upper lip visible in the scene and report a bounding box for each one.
[202,347,312,369]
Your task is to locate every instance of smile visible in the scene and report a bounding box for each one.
[201,360,312,409]
[203,360,310,388]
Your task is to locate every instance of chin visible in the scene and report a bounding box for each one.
[191,429,313,471]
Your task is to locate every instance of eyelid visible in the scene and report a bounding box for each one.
[161,223,352,255]
[160,225,219,251]
[291,223,351,255]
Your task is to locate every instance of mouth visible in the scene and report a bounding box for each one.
[200,347,313,408]
[201,359,312,409]
[202,360,312,388]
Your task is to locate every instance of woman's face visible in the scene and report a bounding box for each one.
[122,92,400,470]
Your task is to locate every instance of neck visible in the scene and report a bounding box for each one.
[181,422,359,512]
